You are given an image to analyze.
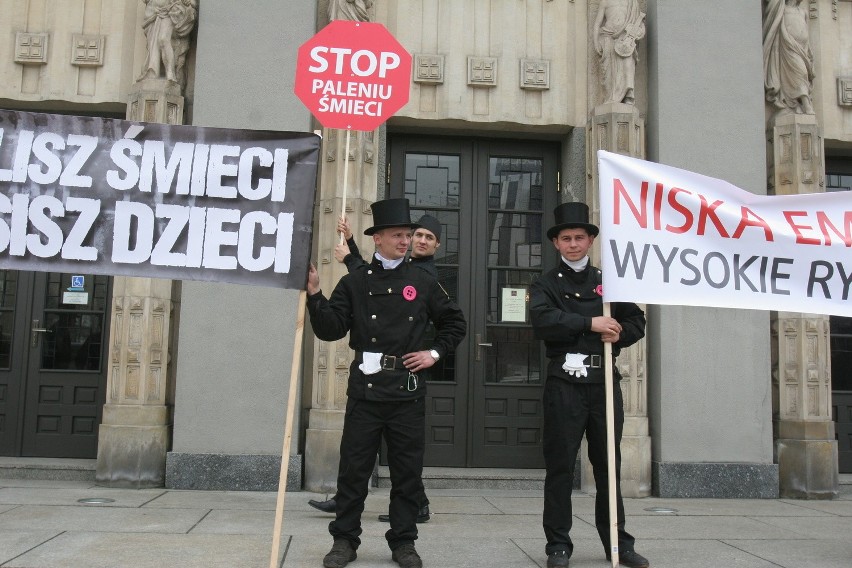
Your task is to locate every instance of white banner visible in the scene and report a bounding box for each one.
[598,150,851,316]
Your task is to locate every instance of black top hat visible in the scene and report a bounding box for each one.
[364,198,420,235]
[415,214,442,241]
[546,202,599,240]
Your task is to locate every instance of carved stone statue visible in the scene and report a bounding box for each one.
[593,0,646,105]
[328,0,373,22]
[139,0,198,88]
[763,0,815,115]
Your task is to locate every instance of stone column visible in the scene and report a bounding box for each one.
[768,113,838,499]
[581,103,651,498]
[304,128,378,492]
[645,0,775,498]
[95,78,183,488]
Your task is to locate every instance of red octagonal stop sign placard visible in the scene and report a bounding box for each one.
[295,20,412,131]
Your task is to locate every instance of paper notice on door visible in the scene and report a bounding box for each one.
[62,291,89,305]
[500,287,527,323]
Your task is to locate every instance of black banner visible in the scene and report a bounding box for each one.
[0,110,320,289]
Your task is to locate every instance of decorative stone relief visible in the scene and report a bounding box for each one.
[318,370,328,405]
[71,34,105,66]
[166,103,179,125]
[414,54,444,84]
[362,131,374,164]
[520,59,550,90]
[468,57,498,87]
[336,370,348,404]
[147,367,161,401]
[317,340,329,405]
[14,32,49,65]
[334,342,350,369]
[326,130,337,162]
[772,314,832,420]
[838,77,852,106]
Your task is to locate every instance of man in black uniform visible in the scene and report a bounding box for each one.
[309,213,443,522]
[530,202,649,568]
[334,213,442,278]
[306,198,466,568]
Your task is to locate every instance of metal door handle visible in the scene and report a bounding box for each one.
[31,319,51,347]
[475,333,492,362]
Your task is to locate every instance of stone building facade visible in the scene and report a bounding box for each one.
[0,0,849,500]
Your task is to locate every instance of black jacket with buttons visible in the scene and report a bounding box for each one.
[307,257,466,400]
[529,261,645,383]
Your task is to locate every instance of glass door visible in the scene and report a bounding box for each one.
[470,144,555,468]
[391,137,471,466]
[20,272,111,458]
[0,271,31,455]
[389,135,558,468]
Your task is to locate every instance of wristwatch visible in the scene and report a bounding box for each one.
[429,349,440,361]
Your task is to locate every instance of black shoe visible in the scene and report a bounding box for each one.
[323,538,356,568]
[378,503,431,523]
[391,544,423,568]
[608,550,649,568]
[546,550,570,568]
[309,498,336,514]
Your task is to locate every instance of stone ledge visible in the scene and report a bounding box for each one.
[165,452,302,491]
[653,462,779,498]
[0,457,96,481]
[377,466,571,491]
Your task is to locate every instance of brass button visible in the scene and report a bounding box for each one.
[575,293,580,298]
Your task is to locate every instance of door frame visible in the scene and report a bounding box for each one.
[467,140,558,468]
[388,134,560,468]
[0,270,111,458]
[388,136,473,467]
[0,271,35,456]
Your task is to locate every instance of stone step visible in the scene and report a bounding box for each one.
[0,457,96,482]
[377,466,545,490]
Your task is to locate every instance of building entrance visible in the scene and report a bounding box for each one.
[387,135,559,468]
[0,271,111,458]
[827,167,851,473]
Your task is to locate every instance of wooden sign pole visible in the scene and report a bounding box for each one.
[268,290,308,568]
[339,129,351,244]
[603,301,619,568]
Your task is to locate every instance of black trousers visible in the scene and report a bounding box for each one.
[334,477,429,508]
[542,378,635,557]
[329,397,425,551]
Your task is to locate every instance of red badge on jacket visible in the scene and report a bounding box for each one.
[403,285,417,301]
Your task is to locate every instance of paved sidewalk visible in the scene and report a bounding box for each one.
[0,477,850,568]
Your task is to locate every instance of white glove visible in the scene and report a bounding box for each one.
[359,352,382,375]
[562,353,589,378]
